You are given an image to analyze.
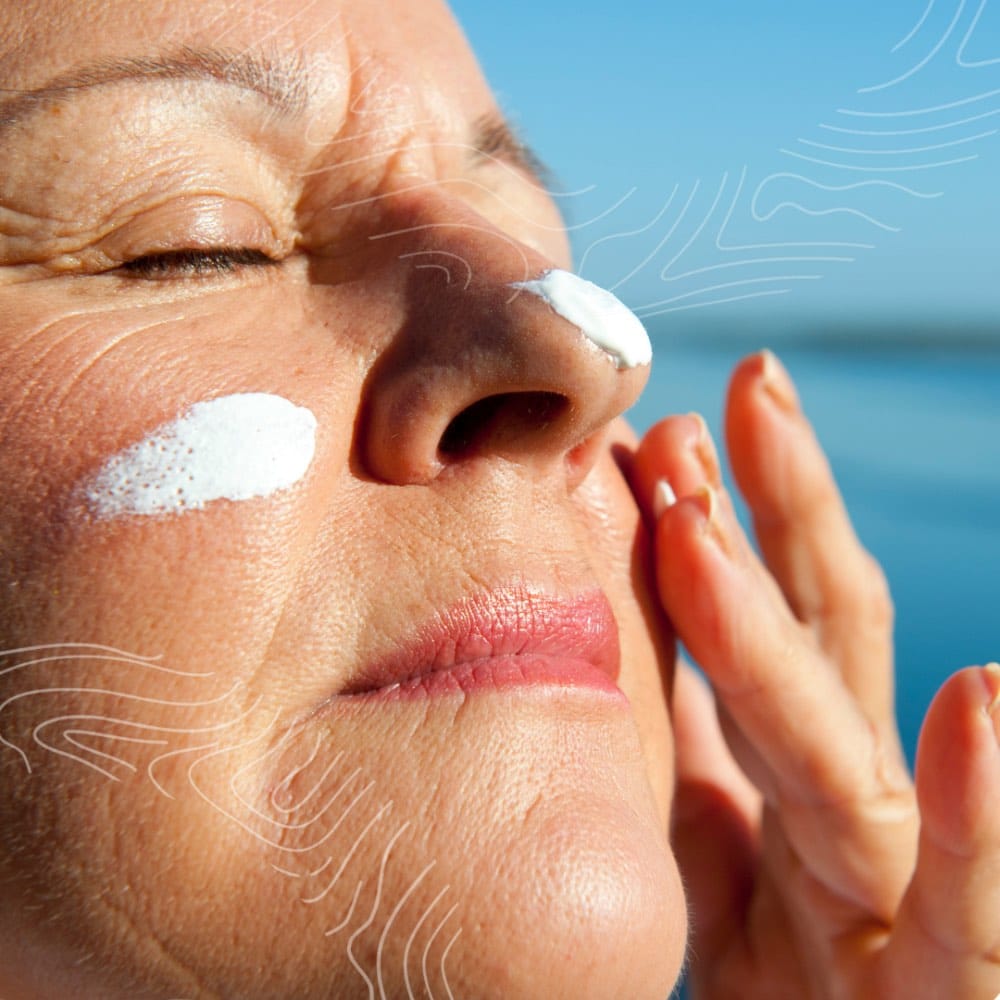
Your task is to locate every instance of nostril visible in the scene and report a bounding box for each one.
[438,392,569,459]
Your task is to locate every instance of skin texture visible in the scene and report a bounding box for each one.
[0,2,683,997]
[1,2,999,999]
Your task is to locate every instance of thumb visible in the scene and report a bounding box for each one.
[671,660,761,964]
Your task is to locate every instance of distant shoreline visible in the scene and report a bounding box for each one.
[646,318,1000,354]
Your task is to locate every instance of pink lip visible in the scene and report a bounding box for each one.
[341,588,623,701]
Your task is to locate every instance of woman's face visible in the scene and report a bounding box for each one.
[0,1,686,996]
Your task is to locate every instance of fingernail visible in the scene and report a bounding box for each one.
[687,412,720,484]
[984,662,1000,716]
[760,349,798,415]
[691,483,728,551]
[653,478,676,520]
[982,663,1000,747]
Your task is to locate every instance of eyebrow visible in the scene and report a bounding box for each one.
[472,113,553,189]
[0,48,550,189]
[0,46,309,132]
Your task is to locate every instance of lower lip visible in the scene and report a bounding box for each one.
[345,655,625,703]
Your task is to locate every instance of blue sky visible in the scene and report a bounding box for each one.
[452,0,1000,330]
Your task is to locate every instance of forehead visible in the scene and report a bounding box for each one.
[0,0,493,128]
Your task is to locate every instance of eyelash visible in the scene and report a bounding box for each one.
[118,247,279,279]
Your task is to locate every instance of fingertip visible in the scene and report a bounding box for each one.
[652,486,740,668]
[916,665,1000,851]
[632,413,712,522]
[724,350,840,533]
[724,352,782,493]
[724,350,780,428]
[979,660,1000,751]
[759,349,800,414]
[725,349,799,409]
[919,664,1000,760]
[892,665,1000,994]
[726,349,768,396]
[983,661,1000,717]
[635,413,704,471]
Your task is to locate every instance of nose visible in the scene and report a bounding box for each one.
[361,207,652,488]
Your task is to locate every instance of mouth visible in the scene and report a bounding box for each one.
[339,587,623,701]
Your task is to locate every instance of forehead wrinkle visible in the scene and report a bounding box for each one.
[0,45,311,132]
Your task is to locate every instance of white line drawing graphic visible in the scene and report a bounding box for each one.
[893,0,939,53]
[0,644,462,996]
[569,1,998,321]
[956,0,1000,66]
[859,0,969,94]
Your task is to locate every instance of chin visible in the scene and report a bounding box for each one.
[276,692,691,1000]
[437,769,689,1000]
[0,683,687,999]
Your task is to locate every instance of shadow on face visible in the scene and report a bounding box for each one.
[0,1,687,996]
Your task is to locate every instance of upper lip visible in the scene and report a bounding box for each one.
[340,585,621,695]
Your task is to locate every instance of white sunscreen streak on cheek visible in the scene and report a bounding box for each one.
[85,393,318,518]
[510,269,652,370]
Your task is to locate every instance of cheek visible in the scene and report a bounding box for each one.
[574,437,678,828]
[0,288,357,680]
[83,393,318,518]
[1,298,687,996]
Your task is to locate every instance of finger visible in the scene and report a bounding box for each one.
[630,413,718,528]
[631,414,884,812]
[725,351,895,726]
[632,414,791,801]
[881,665,1000,1000]
[651,472,917,923]
[671,660,761,965]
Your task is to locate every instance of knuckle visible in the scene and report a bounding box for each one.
[860,553,894,626]
[816,550,894,635]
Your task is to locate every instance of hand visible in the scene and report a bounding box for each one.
[629,351,1000,999]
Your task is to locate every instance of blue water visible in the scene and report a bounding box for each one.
[628,337,1000,760]
[633,338,999,998]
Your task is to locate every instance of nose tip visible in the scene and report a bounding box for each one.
[362,267,651,487]
[511,270,652,371]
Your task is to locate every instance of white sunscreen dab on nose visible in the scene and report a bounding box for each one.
[510,269,652,370]
[85,393,317,518]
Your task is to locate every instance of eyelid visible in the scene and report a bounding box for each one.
[93,193,287,267]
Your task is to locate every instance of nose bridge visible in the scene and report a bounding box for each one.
[360,191,651,487]
[373,184,548,294]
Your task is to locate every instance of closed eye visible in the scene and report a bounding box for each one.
[118,247,280,278]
